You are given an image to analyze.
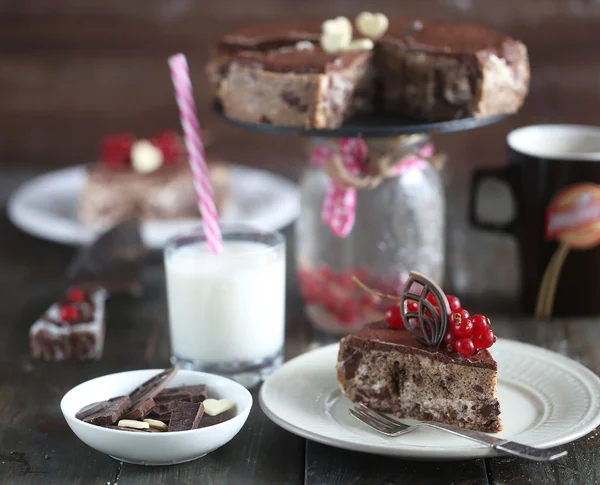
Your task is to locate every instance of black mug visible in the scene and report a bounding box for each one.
[469,124,600,317]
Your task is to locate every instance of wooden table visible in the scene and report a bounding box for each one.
[1,171,599,485]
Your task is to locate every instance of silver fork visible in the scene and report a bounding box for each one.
[350,403,568,462]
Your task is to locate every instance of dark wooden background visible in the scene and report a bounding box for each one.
[2,0,600,179]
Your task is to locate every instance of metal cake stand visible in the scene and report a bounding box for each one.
[213,100,507,138]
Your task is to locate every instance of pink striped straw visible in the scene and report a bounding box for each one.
[168,53,224,254]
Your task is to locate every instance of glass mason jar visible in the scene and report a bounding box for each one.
[295,135,445,335]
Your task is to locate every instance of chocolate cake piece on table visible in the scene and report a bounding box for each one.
[337,271,502,433]
[79,130,229,228]
[30,287,108,361]
[209,13,529,128]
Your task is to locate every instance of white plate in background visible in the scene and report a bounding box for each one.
[8,164,300,248]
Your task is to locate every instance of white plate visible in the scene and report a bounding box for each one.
[8,164,300,248]
[61,369,252,466]
[260,340,600,460]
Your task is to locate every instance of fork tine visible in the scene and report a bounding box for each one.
[358,403,408,428]
[351,408,396,433]
[356,405,406,431]
[350,409,397,435]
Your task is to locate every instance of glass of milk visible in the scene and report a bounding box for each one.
[164,224,285,386]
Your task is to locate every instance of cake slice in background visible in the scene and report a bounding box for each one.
[337,271,502,433]
[79,131,229,228]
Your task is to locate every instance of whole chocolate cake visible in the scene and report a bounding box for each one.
[208,15,530,128]
[337,272,502,433]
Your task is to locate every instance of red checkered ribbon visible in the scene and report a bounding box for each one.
[311,138,434,238]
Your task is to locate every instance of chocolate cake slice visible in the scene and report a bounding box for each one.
[337,322,501,432]
[338,271,502,433]
[80,161,229,229]
[209,16,529,128]
[30,288,107,361]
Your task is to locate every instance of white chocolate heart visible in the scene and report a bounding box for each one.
[344,38,374,52]
[320,16,352,53]
[202,398,234,417]
[320,32,351,53]
[131,139,163,174]
[322,16,352,36]
[356,12,389,39]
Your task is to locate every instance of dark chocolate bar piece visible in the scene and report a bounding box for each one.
[79,395,131,426]
[168,402,204,432]
[155,384,208,403]
[129,365,179,408]
[198,413,226,428]
[67,220,147,296]
[121,397,156,420]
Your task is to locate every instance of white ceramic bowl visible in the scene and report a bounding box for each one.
[61,369,252,465]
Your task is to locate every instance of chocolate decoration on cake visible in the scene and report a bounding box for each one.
[401,271,450,347]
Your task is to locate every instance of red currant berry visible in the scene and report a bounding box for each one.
[444,332,456,352]
[455,337,476,357]
[449,308,470,325]
[473,328,496,349]
[100,133,134,167]
[471,314,490,335]
[426,293,439,307]
[337,305,358,325]
[446,294,461,312]
[67,288,86,303]
[59,305,80,323]
[359,293,380,307]
[385,306,404,329]
[407,300,418,313]
[150,130,183,164]
[450,316,474,338]
[318,266,335,282]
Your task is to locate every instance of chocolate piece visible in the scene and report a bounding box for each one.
[208,18,530,128]
[29,288,107,361]
[67,220,147,296]
[79,396,131,426]
[128,365,179,408]
[168,402,205,432]
[155,385,208,403]
[121,398,156,420]
[401,271,451,347]
[198,413,226,428]
[151,385,208,417]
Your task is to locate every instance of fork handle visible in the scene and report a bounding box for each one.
[422,422,567,462]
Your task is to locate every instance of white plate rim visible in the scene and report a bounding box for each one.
[7,164,300,248]
[260,339,600,460]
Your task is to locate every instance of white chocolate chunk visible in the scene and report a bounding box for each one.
[343,38,374,52]
[118,419,150,430]
[131,139,163,174]
[202,398,234,417]
[320,32,351,53]
[356,12,389,39]
[143,418,168,431]
[295,40,315,51]
[322,16,352,37]
[320,16,352,53]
